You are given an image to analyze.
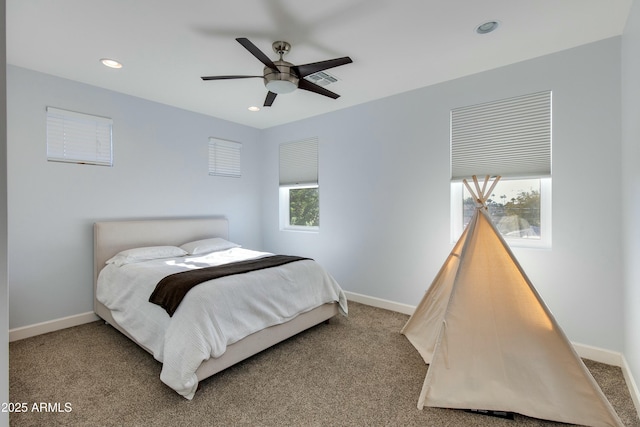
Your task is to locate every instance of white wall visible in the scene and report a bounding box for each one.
[1,0,10,424]
[622,0,640,393]
[6,66,265,329]
[261,37,625,353]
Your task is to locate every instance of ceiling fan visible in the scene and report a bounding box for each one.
[201,38,353,107]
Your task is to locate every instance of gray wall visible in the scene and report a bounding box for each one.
[7,66,264,328]
[622,0,640,392]
[261,37,625,353]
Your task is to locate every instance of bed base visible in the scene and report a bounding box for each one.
[95,298,338,381]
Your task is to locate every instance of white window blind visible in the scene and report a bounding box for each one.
[451,91,551,180]
[279,137,318,186]
[46,107,113,166]
[208,137,242,177]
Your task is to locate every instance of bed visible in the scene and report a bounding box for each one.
[93,217,347,399]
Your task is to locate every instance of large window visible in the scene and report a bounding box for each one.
[279,138,319,231]
[450,91,552,248]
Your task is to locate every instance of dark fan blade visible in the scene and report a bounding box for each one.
[264,91,277,107]
[201,75,262,81]
[298,79,340,99]
[236,38,279,73]
[292,57,352,78]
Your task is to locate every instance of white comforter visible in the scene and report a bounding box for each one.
[96,247,348,399]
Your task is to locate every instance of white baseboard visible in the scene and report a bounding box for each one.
[344,291,416,315]
[570,342,640,415]
[9,311,99,342]
[621,355,640,418]
[572,342,623,367]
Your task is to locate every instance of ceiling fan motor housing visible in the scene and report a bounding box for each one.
[263,61,299,94]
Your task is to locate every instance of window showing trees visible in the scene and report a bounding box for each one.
[279,138,319,231]
[463,179,541,239]
[289,187,319,227]
[452,177,551,248]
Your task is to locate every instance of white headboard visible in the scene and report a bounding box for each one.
[93,217,229,312]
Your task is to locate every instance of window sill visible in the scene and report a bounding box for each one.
[280,226,319,234]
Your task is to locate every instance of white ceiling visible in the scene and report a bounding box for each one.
[7,0,633,129]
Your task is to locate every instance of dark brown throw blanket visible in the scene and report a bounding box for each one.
[149,255,311,316]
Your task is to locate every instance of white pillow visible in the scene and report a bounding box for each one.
[180,237,240,255]
[106,246,188,267]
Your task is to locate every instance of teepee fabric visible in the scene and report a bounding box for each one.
[401,176,623,427]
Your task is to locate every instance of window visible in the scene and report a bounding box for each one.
[450,91,552,248]
[46,107,113,166]
[451,177,551,248]
[279,138,319,231]
[209,137,241,177]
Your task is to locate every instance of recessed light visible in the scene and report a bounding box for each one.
[100,58,123,69]
[476,21,500,35]
[248,106,260,112]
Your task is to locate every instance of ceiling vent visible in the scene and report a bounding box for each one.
[304,70,339,86]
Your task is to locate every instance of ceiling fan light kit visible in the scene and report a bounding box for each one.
[201,37,352,107]
[264,43,298,94]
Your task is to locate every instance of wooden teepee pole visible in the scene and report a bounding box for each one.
[462,175,501,208]
[463,178,480,206]
[484,176,501,204]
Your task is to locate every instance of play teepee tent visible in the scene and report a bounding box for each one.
[401,176,623,427]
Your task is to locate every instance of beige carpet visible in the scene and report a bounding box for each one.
[9,302,640,426]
